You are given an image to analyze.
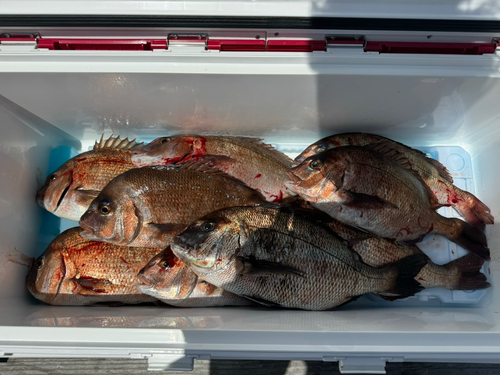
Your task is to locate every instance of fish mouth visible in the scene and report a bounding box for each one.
[36,186,48,209]
[171,242,193,263]
[54,184,71,212]
[79,219,95,234]
[286,170,301,183]
[137,273,154,287]
[292,155,306,166]
[136,284,153,293]
[171,243,214,269]
[78,222,102,242]
[79,230,102,242]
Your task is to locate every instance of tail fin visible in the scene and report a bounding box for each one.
[445,253,491,290]
[377,253,427,301]
[434,216,490,261]
[454,187,494,227]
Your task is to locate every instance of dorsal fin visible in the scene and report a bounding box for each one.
[427,157,453,183]
[365,140,440,207]
[387,138,454,183]
[369,138,453,183]
[93,134,144,151]
[230,137,294,165]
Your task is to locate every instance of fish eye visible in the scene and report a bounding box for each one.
[161,137,170,144]
[309,158,324,171]
[35,258,44,269]
[98,200,111,215]
[201,221,216,232]
[49,174,57,181]
[161,260,170,269]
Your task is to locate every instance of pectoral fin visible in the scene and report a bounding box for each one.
[149,223,188,234]
[337,189,398,210]
[73,189,101,205]
[194,155,236,166]
[241,295,284,308]
[72,277,113,294]
[235,256,305,277]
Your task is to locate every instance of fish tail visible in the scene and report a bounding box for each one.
[417,253,489,290]
[444,253,491,290]
[432,215,490,261]
[376,253,427,301]
[453,187,494,227]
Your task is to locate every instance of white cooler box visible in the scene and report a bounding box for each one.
[0,2,499,373]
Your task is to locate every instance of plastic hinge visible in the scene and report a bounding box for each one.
[36,38,167,51]
[0,32,40,39]
[168,33,207,52]
[365,41,496,55]
[207,39,266,51]
[0,38,37,51]
[336,357,387,374]
[147,353,194,372]
[267,40,325,52]
[326,35,365,48]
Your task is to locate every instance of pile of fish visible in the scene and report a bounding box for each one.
[28,133,493,310]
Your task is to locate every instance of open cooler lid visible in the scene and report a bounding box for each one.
[0,0,500,58]
[1,0,500,24]
[0,0,499,20]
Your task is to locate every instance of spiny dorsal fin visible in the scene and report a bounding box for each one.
[365,140,413,169]
[427,157,453,183]
[365,140,440,207]
[372,137,453,184]
[93,134,144,151]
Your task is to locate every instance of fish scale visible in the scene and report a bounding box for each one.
[26,227,162,306]
[333,230,488,291]
[288,146,490,261]
[131,135,294,202]
[172,206,427,311]
[37,136,141,222]
[294,133,494,227]
[137,247,252,307]
[79,162,266,247]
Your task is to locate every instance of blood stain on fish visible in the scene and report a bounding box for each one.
[360,212,363,218]
[270,190,284,202]
[255,174,262,179]
[162,155,189,165]
[437,180,462,205]
[397,227,412,237]
[120,256,129,264]
[75,158,87,162]
[192,136,207,155]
